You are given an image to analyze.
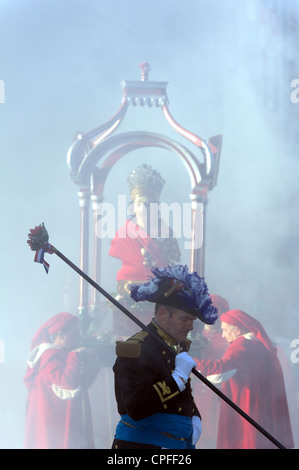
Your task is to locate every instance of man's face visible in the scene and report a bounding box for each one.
[158,307,196,343]
[55,323,81,350]
[221,321,240,343]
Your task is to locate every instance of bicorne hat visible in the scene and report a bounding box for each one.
[130,265,218,325]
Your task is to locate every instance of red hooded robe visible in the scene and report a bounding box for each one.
[195,310,294,449]
[24,313,98,449]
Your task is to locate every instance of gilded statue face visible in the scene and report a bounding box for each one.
[133,196,149,216]
[133,195,158,231]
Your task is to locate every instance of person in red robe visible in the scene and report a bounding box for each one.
[24,312,100,449]
[192,295,229,448]
[109,164,181,334]
[194,309,294,449]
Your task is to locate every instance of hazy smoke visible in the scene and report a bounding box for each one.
[0,0,298,448]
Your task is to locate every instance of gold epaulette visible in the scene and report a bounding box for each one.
[185,339,191,352]
[115,330,149,358]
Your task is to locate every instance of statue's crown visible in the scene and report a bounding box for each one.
[127,164,165,202]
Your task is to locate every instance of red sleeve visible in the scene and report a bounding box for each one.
[40,349,83,389]
[194,338,247,384]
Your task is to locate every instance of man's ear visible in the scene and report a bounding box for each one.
[157,305,168,320]
[235,326,241,337]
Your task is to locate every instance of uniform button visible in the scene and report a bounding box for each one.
[178,407,182,412]
[162,351,166,355]
[167,359,171,364]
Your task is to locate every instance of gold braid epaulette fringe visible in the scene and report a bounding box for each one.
[115,331,149,358]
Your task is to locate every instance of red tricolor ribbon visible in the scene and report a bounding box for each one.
[33,242,53,273]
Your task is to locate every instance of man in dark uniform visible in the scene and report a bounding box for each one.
[112,265,218,449]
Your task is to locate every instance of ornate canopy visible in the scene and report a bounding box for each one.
[67,63,222,327]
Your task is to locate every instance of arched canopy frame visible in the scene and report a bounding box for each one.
[66,64,222,326]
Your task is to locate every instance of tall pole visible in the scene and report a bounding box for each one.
[189,191,207,277]
[78,188,90,335]
[26,223,287,450]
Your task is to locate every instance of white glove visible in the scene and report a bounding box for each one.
[192,416,202,446]
[172,352,196,391]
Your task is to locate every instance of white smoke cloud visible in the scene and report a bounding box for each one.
[0,0,298,449]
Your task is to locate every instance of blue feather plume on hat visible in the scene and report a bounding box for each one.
[130,265,218,325]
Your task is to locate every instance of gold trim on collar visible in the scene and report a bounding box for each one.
[151,319,191,353]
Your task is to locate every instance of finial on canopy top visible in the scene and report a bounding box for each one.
[139,62,150,81]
